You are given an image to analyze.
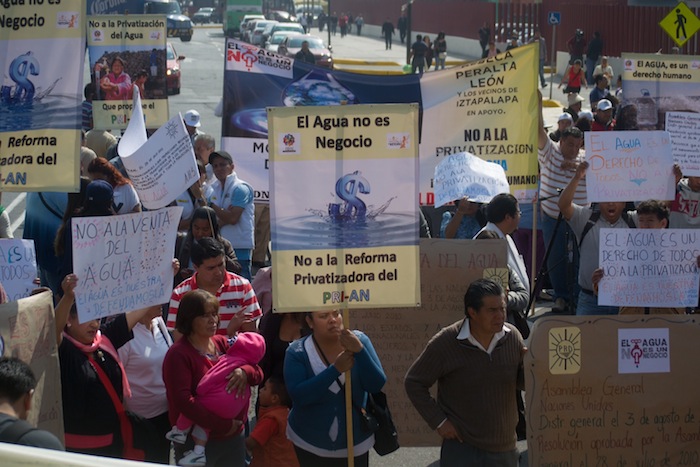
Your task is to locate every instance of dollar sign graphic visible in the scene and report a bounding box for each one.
[329,170,370,220]
[9,52,40,102]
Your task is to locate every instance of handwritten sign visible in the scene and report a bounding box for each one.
[433,152,510,207]
[0,291,63,439]
[118,89,199,209]
[527,315,700,466]
[665,111,700,176]
[72,207,182,322]
[585,131,675,202]
[0,240,37,301]
[598,228,700,307]
[350,238,507,446]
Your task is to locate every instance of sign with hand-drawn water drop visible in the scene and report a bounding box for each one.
[268,104,420,312]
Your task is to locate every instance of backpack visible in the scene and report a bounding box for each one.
[0,418,37,444]
[578,207,636,248]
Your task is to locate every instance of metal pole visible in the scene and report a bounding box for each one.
[405,2,412,65]
[327,0,331,46]
[549,25,556,100]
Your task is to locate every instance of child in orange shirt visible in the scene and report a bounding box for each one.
[246,377,299,467]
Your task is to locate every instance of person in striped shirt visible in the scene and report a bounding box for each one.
[538,92,588,312]
[168,237,261,341]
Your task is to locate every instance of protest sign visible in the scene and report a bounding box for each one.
[584,131,675,202]
[350,239,507,446]
[87,15,168,129]
[433,152,510,207]
[622,53,700,131]
[118,90,198,209]
[598,228,700,308]
[665,111,700,176]
[72,207,182,322]
[0,291,63,439]
[419,44,539,203]
[0,240,37,301]
[527,315,700,466]
[0,0,83,192]
[269,104,419,311]
[222,39,538,205]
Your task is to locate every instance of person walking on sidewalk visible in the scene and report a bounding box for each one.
[382,18,395,50]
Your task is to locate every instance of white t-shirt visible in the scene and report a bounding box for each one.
[113,183,140,214]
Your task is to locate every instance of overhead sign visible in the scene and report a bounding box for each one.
[659,1,700,47]
[547,11,561,25]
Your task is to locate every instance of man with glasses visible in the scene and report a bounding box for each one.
[475,194,530,293]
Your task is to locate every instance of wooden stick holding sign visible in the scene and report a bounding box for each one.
[343,311,355,467]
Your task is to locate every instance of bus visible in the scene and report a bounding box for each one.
[224,0,263,37]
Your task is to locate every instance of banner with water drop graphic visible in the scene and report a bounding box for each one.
[268,104,420,312]
[0,0,84,191]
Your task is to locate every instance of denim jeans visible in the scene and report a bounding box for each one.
[586,57,598,84]
[540,212,579,302]
[576,290,619,315]
[539,60,546,86]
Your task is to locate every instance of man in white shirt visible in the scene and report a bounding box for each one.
[207,150,255,280]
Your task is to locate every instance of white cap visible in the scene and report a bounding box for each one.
[184,110,201,128]
[558,113,574,122]
[578,110,594,121]
[597,99,613,111]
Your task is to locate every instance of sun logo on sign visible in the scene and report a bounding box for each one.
[548,327,582,374]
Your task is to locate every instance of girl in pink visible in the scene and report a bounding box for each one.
[166,332,266,467]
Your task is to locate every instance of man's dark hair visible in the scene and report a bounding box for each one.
[561,126,583,140]
[594,74,607,85]
[266,376,292,408]
[416,34,422,41]
[0,357,36,403]
[637,200,669,223]
[486,193,518,224]
[190,237,225,267]
[464,279,503,317]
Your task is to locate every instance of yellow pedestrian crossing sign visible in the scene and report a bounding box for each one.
[660,2,700,47]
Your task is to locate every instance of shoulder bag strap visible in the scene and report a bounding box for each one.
[38,193,64,220]
[86,354,138,457]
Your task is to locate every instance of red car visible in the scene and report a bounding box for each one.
[277,34,333,69]
[167,42,185,95]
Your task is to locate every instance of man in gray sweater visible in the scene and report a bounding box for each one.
[405,279,525,466]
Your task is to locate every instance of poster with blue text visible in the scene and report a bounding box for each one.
[222,39,539,205]
[269,104,420,312]
[0,0,84,191]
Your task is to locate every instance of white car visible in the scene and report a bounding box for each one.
[250,20,278,45]
[239,14,265,39]
[266,30,299,53]
[261,22,304,46]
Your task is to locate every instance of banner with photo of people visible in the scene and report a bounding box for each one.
[221,39,539,205]
[268,104,420,312]
[622,53,700,131]
[87,15,168,130]
[0,0,84,192]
